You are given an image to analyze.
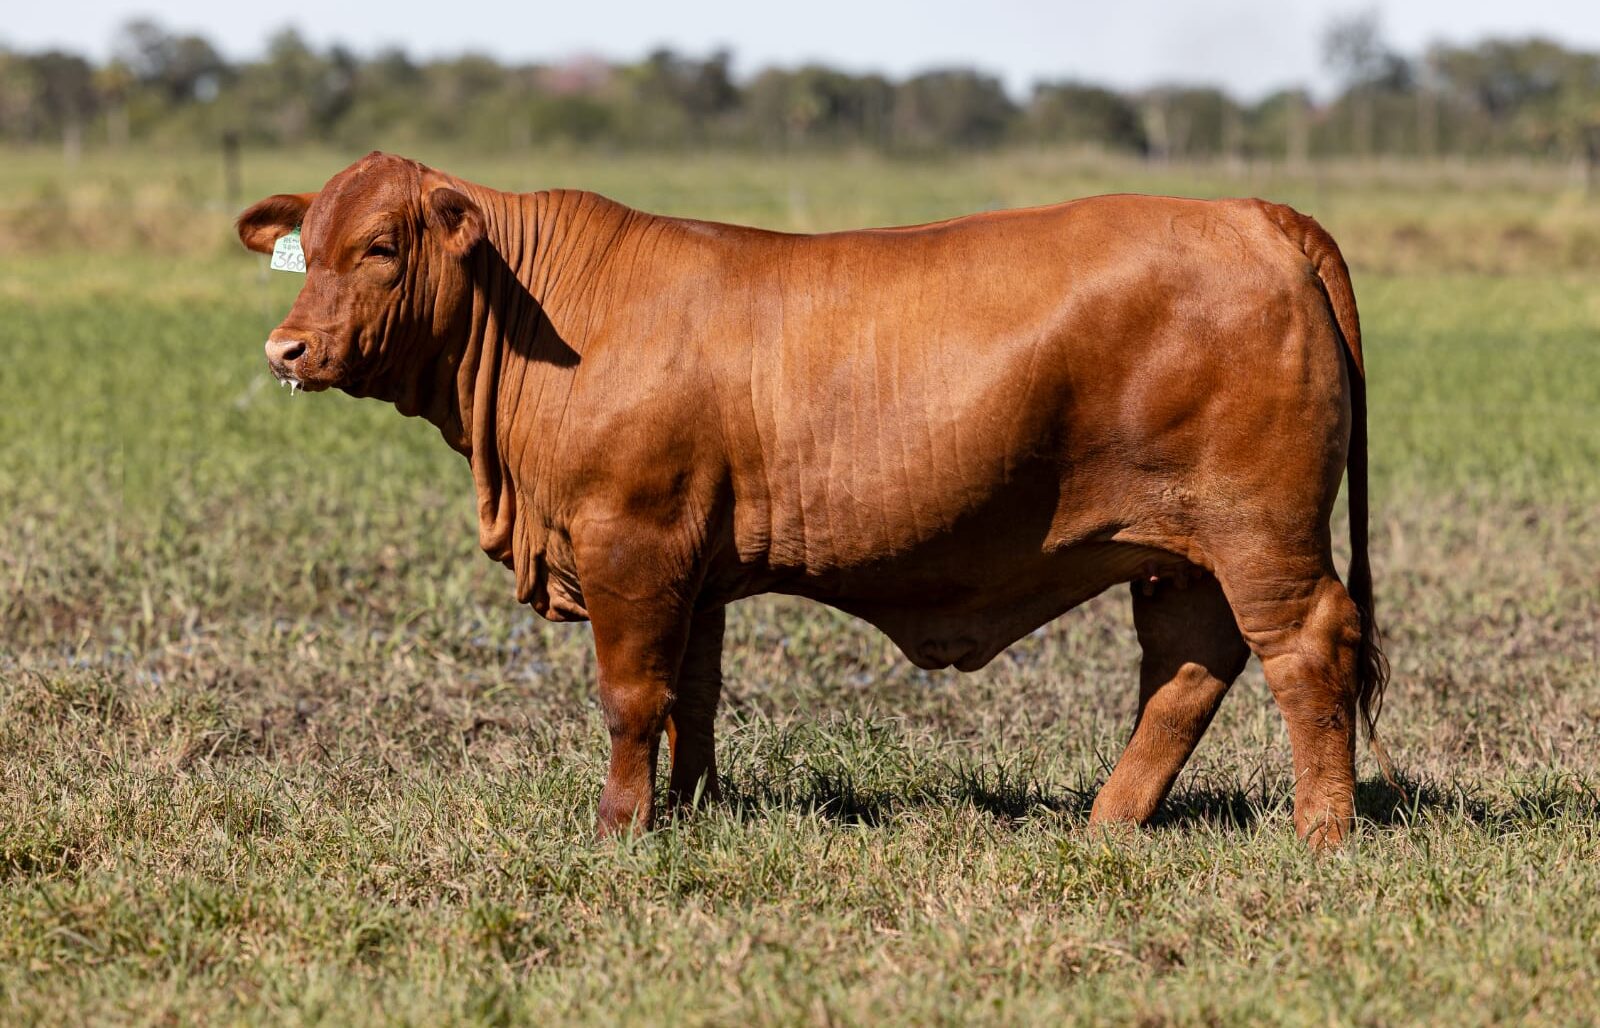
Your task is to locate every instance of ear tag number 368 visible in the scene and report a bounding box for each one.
[271,227,306,274]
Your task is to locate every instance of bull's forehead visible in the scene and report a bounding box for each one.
[303,153,423,254]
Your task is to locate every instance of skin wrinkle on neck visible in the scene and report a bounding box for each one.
[435,183,645,601]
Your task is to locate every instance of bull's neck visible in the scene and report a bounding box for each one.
[438,183,639,566]
[419,186,632,448]
[482,186,640,321]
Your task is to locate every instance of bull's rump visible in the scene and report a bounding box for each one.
[698,194,1348,628]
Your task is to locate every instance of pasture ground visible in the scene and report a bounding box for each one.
[1,148,1597,1025]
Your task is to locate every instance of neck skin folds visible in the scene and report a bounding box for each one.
[422,183,640,569]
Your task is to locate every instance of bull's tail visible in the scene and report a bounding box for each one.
[1338,293,1400,791]
[1262,202,1398,790]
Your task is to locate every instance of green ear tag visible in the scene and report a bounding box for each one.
[270,227,306,273]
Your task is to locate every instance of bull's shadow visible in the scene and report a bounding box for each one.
[1154,776,1600,835]
[719,768,1593,835]
[723,762,1098,828]
[1148,777,1449,832]
[477,239,581,368]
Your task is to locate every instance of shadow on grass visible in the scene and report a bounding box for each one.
[724,766,1600,836]
[724,764,1098,828]
[1103,774,1594,835]
[1146,775,1462,833]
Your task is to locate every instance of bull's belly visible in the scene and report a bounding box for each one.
[732,456,1203,670]
[779,539,1190,672]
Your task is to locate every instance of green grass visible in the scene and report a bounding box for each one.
[1,148,1597,1025]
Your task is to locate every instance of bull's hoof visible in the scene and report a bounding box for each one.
[1296,811,1355,849]
[1087,788,1160,829]
[596,794,654,839]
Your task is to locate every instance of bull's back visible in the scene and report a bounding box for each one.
[701,195,1330,583]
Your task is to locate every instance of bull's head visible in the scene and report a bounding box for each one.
[236,152,485,403]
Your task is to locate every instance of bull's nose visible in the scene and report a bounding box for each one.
[265,336,307,364]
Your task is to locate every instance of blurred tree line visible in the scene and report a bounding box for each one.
[3,12,1600,174]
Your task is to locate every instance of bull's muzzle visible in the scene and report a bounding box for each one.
[265,331,316,388]
[265,335,307,366]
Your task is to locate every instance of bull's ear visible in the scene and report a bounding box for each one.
[424,186,485,257]
[236,192,317,254]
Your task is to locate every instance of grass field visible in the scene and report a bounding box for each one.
[1,147,1597,1025]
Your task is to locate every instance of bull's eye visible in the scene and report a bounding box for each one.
[365,239,398,261]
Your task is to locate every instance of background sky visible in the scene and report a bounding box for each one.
[6,0,1600,99]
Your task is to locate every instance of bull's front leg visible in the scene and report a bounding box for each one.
[586,592,692,837]
[577,526,701,838]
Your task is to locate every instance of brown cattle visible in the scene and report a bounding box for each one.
[237,151,1391,846]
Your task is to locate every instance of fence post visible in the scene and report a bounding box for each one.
[222,131,242,210]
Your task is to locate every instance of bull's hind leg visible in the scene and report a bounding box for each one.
[665,607,725,813]
[1090,571,1249,827]
[1217,558,1362,847]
